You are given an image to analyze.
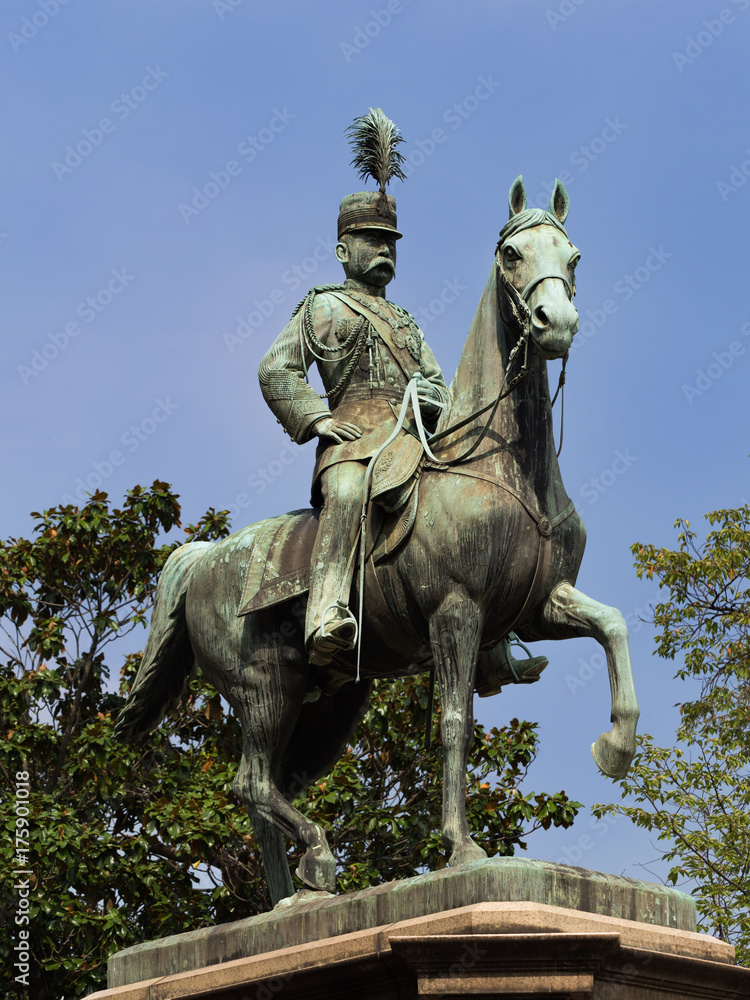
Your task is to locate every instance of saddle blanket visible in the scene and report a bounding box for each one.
[236,486,420,618]
[237,510,317,617]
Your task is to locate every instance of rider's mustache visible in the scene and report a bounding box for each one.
[365,256,395,273]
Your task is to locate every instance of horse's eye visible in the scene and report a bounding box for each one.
[503,245,521,262]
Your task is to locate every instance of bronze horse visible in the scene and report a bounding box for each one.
[116,176,639,905]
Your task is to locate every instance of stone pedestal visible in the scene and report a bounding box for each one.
[84,859,750,999]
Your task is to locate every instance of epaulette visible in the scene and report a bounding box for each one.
[289,284,348,319]
[387,300,419,327]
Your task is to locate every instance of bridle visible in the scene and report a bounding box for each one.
[427,253,573,463]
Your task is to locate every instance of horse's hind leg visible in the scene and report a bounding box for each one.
[277,676,373,893]
[229,634,337,902]
[529,582,640,778]
[250,810,293,905]
[234,740,336,900]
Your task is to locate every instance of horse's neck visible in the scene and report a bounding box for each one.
[437,264,569,515]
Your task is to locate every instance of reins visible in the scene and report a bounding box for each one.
[427,267,569,464]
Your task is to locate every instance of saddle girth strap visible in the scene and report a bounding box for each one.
[424,464,577,538]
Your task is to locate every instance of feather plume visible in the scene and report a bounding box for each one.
[346,108,406,213]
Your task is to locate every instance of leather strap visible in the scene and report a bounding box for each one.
[424,463,576,537]
[504,532,552,636]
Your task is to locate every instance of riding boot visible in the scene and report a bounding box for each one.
[306,462,365,665]
[475,633,548,698]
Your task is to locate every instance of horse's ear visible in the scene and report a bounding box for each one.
[508,174,526,217]
[547,179,570,223]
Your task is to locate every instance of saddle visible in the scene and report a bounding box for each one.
[370,425,424,513]
[236,483,420,618]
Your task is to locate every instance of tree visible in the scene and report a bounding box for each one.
[594,504,750,964]
[0,483,580,999]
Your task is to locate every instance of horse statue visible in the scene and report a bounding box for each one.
[116,175,640,905]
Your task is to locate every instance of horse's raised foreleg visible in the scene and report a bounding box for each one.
[532,582,640,778]
[429,596,488,867]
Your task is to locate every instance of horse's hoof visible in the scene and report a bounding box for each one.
[591,733,634,780]
[449,841,488,867]
[275,888,335,909]
[297,847,337,893]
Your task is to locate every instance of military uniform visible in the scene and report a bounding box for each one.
[258,278,448,652]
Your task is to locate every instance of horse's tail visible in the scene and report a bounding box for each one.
[114,541,212,743]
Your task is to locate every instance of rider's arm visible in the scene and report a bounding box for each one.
[258,299,331,444]
[417,337,450,427]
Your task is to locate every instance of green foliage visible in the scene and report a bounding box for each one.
[306,680,580,892]
[594,505,750,964]
[0,483,579,999]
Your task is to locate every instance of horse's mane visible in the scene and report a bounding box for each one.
[497,209,568,250]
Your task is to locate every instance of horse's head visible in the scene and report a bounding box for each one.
[497,175,580,360]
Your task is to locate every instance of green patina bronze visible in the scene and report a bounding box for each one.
[115,112,640,907]
[108,858,695,986]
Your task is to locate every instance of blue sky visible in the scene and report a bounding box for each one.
[3,1,748,888]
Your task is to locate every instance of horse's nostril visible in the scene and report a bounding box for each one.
[533,304,549,327]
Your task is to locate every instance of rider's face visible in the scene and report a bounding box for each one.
[336,231,397,287]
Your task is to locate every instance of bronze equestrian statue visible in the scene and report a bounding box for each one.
[116,111,640,906]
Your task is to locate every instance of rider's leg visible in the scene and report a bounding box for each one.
[305,461,365,664]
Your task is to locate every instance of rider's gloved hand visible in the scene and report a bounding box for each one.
[414,375,445,419]
[313,416,363,444]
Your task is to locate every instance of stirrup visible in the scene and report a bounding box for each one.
[505,632,548,686]
[506,632,533,681]
[308,602,358,666]
[320,601,358,645]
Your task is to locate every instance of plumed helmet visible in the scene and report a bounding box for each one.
[338,108,406,241]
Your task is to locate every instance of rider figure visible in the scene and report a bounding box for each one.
[259,188,448,664]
